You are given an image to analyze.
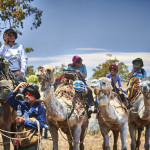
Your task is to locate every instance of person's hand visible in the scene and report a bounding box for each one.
[3,33,9,45]
[119,88,122,91]
[15,71,24,75]
[13,82,27,93]
[75,70,80,73]
[16,117,25,123]
[132,67,136,72]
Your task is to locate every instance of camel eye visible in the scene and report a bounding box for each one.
[102,82,106,85]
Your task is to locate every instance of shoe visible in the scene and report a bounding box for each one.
[89,101,95,106]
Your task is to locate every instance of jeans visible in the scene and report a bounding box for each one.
[86,87,95,106]
[15,73,26,84]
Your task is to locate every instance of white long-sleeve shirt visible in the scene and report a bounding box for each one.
[0,44,28,73]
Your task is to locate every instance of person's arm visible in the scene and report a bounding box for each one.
[0,45,7,57]
[24,105,46,129]
[128,68,136,78]
[117,76,122,90]
[76,70,87,78]
[6,91,23,110]
[20,45,28,74]
[77,64,87,78]
[0,33,9,56]
[143,70,147,78]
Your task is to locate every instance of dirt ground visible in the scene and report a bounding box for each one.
[0,123,146,150]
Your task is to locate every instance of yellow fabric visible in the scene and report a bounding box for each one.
[127,77,140,99]
[17,117,39,148]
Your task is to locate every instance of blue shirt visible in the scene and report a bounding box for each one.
[67,64,87,80]
[6,91,46,129]
[130,68,147,78]
[106,74,122,89]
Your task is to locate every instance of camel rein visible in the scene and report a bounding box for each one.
[56,112,88,144]
[0,120,41,149]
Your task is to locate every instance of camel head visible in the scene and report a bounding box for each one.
[91,77,113,106]
[91,77,112,93]
[35,65,55,84]
[139,78,150,99]
[0,79,13,102]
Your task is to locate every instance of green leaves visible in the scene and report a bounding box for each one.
[0,0,43,33]
[92,54,129,80]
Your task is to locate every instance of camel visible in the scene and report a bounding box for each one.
[91,77,128,150]
[35,65,89,150]
[128,78,150,150]
[0,78,16,150]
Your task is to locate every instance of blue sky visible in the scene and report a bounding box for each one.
[0,0,150,79]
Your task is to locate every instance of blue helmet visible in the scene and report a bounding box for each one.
[73,80,86,92]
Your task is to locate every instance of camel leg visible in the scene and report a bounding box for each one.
[2,133,10,150]
[136,128,142,150]
[120,122,127,150]
[48,124,58,150]
[73,124,81,150]
[144,125,150,150]
[100,126,110,150]
[112,130,119,150]
[129,123,136,150]
[80,123,88,150]
[67,134,73,150]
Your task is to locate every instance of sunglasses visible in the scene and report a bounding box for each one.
[25,92,33,96]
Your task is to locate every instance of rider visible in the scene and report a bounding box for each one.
[0,29,28,84]
[6,82,46,150]
[127,58,147,107]
[106,64,126,105]
[128,58,147,79]
[67,55,97,113]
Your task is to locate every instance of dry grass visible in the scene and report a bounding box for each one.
[0,124,146,150]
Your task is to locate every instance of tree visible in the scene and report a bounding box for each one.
[54,63,67,78]
[0,0,43,33]
[92,54,129,80]
[25,65,34,77]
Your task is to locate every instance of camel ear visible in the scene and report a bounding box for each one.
[52,67,55,72]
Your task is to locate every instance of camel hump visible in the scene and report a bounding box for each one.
[110,98,128,116]
[55,82,86,117]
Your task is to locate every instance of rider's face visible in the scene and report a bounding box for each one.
[75,61,82,68]
[25,92,36,103]
[8,33,15,42]
[110,69,117,75]
[134,62,141,69]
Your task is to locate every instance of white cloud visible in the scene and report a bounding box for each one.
[75,48,106,51]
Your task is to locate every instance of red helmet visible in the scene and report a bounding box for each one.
[109,64,118,71]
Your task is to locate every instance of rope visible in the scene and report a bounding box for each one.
[56,113,88,144]
[0,130,36,140]
[36,120,41,150]
[0,128,32,134]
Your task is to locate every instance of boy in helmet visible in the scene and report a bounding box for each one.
[0,29,28,83]
[128,58,147,79]
[106,64,127,105]
[6,82,46,150]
